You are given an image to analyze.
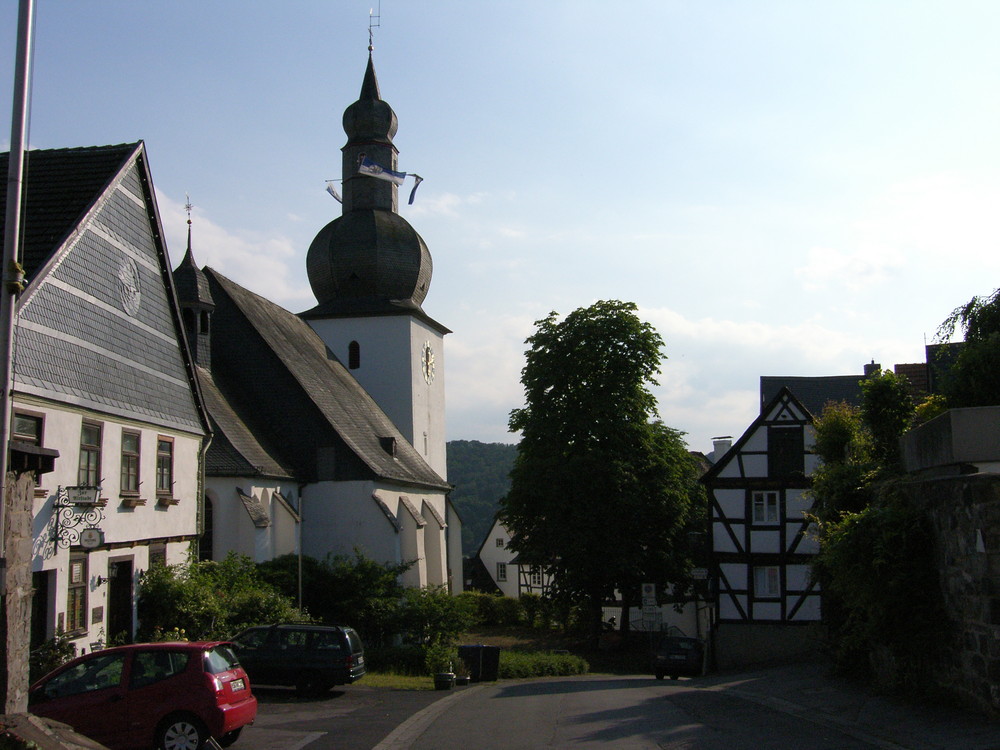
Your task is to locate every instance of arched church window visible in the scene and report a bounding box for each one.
[349,341,360,369]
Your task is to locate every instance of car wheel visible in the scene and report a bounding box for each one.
[655,673,664,680]
[219,728,243,747]
[157,714,208,750]
[670,675,679,680]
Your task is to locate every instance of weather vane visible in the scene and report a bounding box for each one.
[369,1,381,51]
[185,194,193,227]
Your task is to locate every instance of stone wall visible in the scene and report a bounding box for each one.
[898,472,1000,714]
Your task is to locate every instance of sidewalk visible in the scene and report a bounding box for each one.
[703,661,1000,750]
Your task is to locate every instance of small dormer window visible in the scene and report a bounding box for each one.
[379,436,396,457]
[199,310,210,335]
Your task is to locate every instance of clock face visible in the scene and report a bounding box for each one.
[421,341,435,384]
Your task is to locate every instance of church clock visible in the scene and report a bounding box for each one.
[421,341,435,384]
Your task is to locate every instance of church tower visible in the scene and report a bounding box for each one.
[301,52,449,479]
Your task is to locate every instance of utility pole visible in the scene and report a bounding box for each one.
[1,0,35,714]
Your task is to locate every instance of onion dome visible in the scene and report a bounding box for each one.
[304,53,433,317]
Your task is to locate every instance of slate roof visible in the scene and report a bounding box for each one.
[203,268,449,491]
[196,365,293,479]
[0,144,138,279]
[759,374,864,417]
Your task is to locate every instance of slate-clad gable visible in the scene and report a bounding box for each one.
[11,149,202,433]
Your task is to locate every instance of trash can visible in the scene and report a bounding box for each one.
[458,644,502,682]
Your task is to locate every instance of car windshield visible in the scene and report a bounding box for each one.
[204,645,241,674]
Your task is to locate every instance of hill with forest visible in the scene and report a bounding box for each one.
[447,440,517,556]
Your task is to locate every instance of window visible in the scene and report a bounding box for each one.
[348,341,360,369]
[66,552,88,633]
[13,412,42,445]
[120,430,140,494]
[752,491,779,524]
[530,566,543,586]
[156,437,173,496]
[78,422,102,486]
[768,425,804,477]
[753,566,780,597]
[131,650,190,689]
[496,562,507,582]
[496,538,504,548]
[149,544,167,569]
[41,652,126,699]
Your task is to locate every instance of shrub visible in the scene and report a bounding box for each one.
[498,650,589,679]
[29,630,77,683]
[365,644,428,676]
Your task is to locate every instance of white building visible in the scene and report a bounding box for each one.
[1,143,209,651]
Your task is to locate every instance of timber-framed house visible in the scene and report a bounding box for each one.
[702,386,822,666]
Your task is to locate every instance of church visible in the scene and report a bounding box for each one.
[174,52,462,591]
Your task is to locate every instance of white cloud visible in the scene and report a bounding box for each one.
[156,191,316,310]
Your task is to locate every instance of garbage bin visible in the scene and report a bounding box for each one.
[458,644,502,682]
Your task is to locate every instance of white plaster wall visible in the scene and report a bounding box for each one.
[306,316,447,479]
[712,522,739,553]
[741,454,768,477]
[791,594,822,620]
[744,429,767,452]
[22,397,204,650]
[446,501,464,594]
[750,530,779,553]
[301,480,398,565]
[753,601,782,620]
[715,489,744,518]
[204,481,300,563]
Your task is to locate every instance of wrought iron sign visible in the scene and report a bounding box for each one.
[51,486,105,549]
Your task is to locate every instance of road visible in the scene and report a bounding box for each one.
[238,675,885,750]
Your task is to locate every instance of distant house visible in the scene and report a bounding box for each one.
[702,386,822,668]
[476,518,552,598]
[1,143,210,650]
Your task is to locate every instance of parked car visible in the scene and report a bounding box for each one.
[28,641,257,750]
[230,623,366,694]
[652,636,704,680]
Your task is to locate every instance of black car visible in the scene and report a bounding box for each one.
[652,636,704,680]
[230,624,366,694]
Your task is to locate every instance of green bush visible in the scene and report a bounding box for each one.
[457,591,525,627]
[498,650,589,679]
[29,630,77,683]
[137,552,306,640]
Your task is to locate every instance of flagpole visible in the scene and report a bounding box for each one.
[1,0,34,581]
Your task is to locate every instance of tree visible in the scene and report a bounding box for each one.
[936,286,1000,407]
[859,368,914,471]
[257,551,413,647]
[499,301,698,644]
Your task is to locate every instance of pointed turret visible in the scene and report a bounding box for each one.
[173,216,215,367]
[304,53,434,319]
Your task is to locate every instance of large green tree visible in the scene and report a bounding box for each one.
[936,286,1000,407]
[499,301,699,643]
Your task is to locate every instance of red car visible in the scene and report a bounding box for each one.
[28,641,257,750]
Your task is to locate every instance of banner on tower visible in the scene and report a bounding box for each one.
[358,156,407,185]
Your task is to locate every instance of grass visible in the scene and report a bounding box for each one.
[358,672,436,690]
[359,625,655,689]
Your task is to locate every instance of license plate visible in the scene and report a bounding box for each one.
[357,656,364,665]
[231,678,245,691]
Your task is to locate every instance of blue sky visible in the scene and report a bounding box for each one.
[3,1,1000,453]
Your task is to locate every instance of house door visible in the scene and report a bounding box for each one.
[107,559,134,643]
[31,570,51,648]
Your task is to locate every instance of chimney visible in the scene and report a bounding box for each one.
[711,436,732,463]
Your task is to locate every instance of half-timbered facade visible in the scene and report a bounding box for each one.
[702,386,822,666]
[477,518,552,598]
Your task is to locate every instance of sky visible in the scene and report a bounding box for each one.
[3,1,1000,454]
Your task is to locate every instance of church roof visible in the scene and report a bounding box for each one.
[202,267,449,490]
[196,365,293,479]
